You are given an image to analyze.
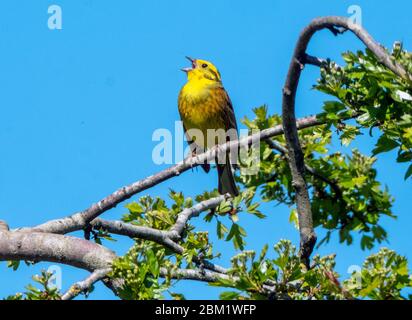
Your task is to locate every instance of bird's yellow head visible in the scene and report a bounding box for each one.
[181,57,222,83]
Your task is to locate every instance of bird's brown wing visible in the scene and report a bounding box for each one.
[213,86,239,197]
[214,86,238,133]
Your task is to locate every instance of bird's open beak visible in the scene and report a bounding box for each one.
[181,67,191,73]
[186,56,195,64]
[181,56,196,73]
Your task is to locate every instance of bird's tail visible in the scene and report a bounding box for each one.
[217,155,239,197]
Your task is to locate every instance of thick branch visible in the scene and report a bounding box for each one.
[281,16,411,267]
[0,226,123,297]
[0,230,116,271]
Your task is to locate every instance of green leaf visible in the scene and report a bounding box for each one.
[340,125,360,146]
[7,261,20,271]
[323,101,346,113]
[217,221,229,239]
[246,202,266,218]
[372,136,399,155]
[404,164,412,180]
[125,202,144,214]
[359,277,381,297]
[288,209,299,229]
[219,291,241,300]
[170,292,186,300]
[360,235,374,250]
[226,224,246,250]
[397,151,412,163]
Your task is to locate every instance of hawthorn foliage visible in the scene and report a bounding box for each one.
[5,43,412,300]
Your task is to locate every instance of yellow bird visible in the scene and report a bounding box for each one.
[178,57,239,197]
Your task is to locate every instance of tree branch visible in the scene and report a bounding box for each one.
[281,16,411,268]
[92,218,172,244]
[29,112,346,236]
[169,194,228,238]
[160,267,282,298]
[61,268,111,300]
[0,221,124,297]
[93,196,228,254]
[0,229,116,271]
[303,54,327,67]
[91,195,230,275]
[160,267,230,283]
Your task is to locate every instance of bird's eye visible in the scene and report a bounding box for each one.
[201,63,208,68]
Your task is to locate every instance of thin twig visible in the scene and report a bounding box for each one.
[169,194,228,238]
[303,54,328,67]
[61,268,111,300]
[160,267,277,296]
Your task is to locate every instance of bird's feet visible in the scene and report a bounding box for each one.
[183,150,200,171]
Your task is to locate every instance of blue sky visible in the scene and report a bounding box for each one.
[0,0,410,299]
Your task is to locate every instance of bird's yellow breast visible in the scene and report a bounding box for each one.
[178,80,227,149]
